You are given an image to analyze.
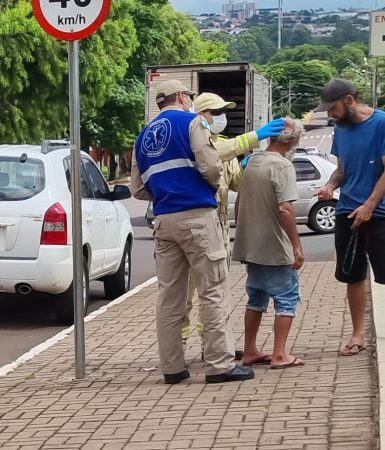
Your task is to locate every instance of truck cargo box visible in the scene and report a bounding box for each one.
[145,62,270,139]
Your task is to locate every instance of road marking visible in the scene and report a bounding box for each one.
[0,276,158,378]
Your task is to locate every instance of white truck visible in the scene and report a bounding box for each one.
[145,62,271,138]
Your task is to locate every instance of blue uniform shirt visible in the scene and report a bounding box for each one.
[135,109,217,216]
[331,109,385,217]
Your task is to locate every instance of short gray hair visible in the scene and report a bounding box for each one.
[272,118,303,144]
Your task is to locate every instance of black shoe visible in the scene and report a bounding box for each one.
[235,350,244,361]
[164,369,190,385]
[205,365,254,383]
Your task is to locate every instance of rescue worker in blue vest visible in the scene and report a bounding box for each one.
[131,79,255,384]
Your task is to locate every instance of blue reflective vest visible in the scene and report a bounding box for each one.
[135,109,217,216]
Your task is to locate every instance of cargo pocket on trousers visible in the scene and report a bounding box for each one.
[179,220,209,251]
[207,249,227,282]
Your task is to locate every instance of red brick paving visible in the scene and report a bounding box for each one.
[0,262,379,449]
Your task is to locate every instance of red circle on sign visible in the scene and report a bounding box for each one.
[32,0,111,41]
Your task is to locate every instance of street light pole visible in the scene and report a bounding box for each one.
[278,0,283,49]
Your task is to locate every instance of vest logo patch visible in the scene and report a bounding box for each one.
[142,118,172,157]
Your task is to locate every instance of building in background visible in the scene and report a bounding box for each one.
[222,1,256,20]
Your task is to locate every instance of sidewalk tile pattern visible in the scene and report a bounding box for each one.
[0,262,378,449]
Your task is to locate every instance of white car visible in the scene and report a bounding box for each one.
[228,154,339,232]
[0,141,134,324]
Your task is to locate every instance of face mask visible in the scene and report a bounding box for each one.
[210,114,227,134]
[188,104,196,114]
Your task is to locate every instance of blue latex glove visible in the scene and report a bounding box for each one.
[256,118,285,141]
[240,154,251,170]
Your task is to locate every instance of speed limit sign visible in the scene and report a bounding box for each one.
[32,0,111,40]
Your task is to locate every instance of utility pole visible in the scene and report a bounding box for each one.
[373,58,379,108]
[278,0,283,49]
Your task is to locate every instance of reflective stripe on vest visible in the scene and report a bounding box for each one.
[140,158,197,184]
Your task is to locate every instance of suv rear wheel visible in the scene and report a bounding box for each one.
[308,201,336,234]
[55,256,89,325]
[104,240,132,299]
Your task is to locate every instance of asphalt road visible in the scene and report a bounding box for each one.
[0,196,155,367]
[299,125,335,158]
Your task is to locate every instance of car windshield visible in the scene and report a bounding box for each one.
[0,157,45,201]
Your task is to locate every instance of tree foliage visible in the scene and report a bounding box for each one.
[269,44,335,65]
[0,0,138,143]
[265,60,336,116]
[334,43,366,73]
[282,26,312,47]
[229,27,276,65]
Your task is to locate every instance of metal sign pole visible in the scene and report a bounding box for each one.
[68,40,86,380]
[33,0,111,382]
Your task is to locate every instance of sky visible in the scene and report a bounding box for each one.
[170,0,382,15]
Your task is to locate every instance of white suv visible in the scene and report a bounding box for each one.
[0,141,134,324]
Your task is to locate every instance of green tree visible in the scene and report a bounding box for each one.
[0,1,67,143]
[283,26,312,47]
[332,19,368,48]
[229,32,261,64]
[249,28,277,64]
[269,44,335,65]
[334,43,366,73]
[157,5,227,64]
[0,0,139,143]
[229,28,276,65]
[265,60,336,116]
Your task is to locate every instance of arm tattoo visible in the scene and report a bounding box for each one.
[328,169,344,189]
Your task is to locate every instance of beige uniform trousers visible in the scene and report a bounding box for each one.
[153,208,235,376]
[182,157,242,341]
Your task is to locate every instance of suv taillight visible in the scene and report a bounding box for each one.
[40,202,67,245]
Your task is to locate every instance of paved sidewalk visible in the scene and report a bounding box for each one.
[0,262,379,450]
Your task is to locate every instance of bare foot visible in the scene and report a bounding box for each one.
[271,356,305,369]
[340,336,366,356]
[270,353,304,368]
[340,342,366,356]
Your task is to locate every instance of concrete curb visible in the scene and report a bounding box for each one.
[371,271,385,449]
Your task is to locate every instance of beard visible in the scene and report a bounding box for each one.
[335,105,356,127]
[284,145,297,161]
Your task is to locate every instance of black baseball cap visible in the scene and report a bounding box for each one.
[315,79,357,112]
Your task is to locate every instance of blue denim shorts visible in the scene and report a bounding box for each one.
[245,263,300,317]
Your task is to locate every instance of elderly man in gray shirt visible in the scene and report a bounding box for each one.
[233,118,305,369]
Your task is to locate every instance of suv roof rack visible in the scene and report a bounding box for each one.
[41,140,69,154]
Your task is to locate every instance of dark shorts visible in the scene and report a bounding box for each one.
[335,214,385,284]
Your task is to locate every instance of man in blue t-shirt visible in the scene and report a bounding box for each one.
[315,78,385,356]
